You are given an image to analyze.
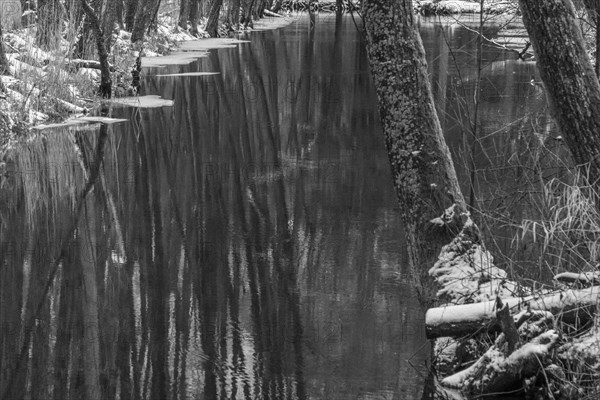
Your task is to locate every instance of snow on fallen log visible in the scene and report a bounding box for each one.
[264,9,284,17]
[416,0,481,15]
[555,271,600,286]
[441,330,559,393]
[426,285,600,339]
[66,59,116,72]
[8,57,44,78]
[54,98,86,114]
[4,33,52,65]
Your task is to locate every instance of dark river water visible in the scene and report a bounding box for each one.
[0,14,552,400]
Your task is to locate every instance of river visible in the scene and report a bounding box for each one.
[0,13,552,400]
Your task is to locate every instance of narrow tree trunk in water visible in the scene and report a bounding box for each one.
[518,0,600,186]
[206,0,223,37]
[361,0,468,283]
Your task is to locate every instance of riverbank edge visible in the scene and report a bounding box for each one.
[0,12,298,157]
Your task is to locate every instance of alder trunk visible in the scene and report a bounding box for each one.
[361,0,467,280]
[519,0,600,186]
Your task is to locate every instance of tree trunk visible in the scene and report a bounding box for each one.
[80,0,112,97]
[361,0,468,289]
[103,0,118,48]
[206,0,223,37]
[131,0,160,43]
[125,0,139,30]
[426,285,600,338]
[189,0,200,35]
[518,0,600,187]
[229,0,241,28]
[179,0,190,28]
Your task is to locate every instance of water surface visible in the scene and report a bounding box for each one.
[0,14,556,400]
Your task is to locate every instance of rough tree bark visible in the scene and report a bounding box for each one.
[519,0,600,187]
[80,0,112,97]
[361,0,468,281]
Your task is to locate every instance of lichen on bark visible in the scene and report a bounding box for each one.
[362,0,468,282]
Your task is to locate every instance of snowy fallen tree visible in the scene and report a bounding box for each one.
[426,285,600,338]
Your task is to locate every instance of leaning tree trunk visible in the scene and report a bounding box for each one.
[206,0,223,37]
[519,0,600,187]
[361,0,468,283]
[80,0,112,97]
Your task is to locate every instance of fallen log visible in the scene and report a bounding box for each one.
[66,59,116,72]
[426,285,600,339]
[441,330,559,394]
